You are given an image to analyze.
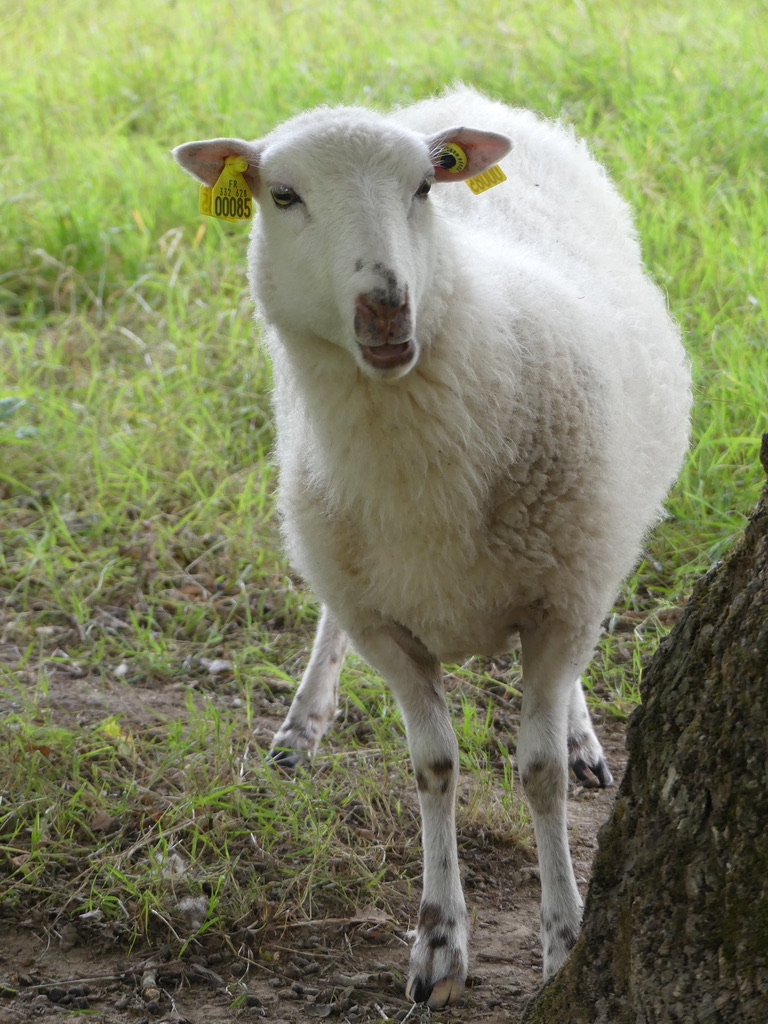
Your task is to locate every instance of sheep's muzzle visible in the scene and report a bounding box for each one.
[354,292,414,370]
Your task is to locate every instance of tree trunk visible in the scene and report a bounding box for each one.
[522,435,768,1024]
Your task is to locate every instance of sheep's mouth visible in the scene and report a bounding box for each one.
[359,340,415,370]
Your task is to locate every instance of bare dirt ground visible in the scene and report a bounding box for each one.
[0,664,625,1024]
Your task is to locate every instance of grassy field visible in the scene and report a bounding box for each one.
[1,0,766,990]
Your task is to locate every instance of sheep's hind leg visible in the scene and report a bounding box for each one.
[350,622,467,1009]
[269,606,347,767]
[567,678,613,788]
[518,622,605,978]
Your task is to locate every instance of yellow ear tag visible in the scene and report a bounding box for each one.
[199,155,253,221]
[438,143,468,173]
[465,165,507,195]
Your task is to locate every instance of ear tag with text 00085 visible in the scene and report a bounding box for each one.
[465,164,507,194]
[199,155,253,221]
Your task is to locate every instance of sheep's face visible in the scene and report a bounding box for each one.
[173,109,510,381]
[252,114,440,380]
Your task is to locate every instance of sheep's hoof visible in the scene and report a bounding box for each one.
[572,755,613,788]
[405,973,465,1008]
[266,747,306,771]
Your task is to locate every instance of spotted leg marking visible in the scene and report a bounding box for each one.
[518,621,606,978]
[350,622,468,1008]
[568,677,614,788]
[269,606,347,767]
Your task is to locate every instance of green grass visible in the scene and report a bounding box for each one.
[1,0,767,961]
[1,692,419,938]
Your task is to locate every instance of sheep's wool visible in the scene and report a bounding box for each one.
[248,87,691,661]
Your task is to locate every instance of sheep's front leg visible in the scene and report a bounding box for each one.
[351,623,467,1008]
[269,606,347,766]
[518,622,604,977]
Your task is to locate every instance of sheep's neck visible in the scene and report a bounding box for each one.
[274,327,507,538]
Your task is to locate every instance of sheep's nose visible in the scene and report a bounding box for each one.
[354,293,411,346]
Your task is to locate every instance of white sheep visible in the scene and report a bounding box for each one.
[174,85,691,1008]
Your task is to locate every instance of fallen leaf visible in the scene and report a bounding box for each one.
[90,809,115,833]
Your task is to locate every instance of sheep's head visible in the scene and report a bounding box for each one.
[173,108,510,380]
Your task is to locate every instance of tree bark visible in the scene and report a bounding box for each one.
[522,435,768,1024]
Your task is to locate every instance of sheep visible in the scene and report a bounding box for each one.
[173,84,691,1008]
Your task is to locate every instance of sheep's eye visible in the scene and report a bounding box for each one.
[415,179,432,199]
[270,186,301,208]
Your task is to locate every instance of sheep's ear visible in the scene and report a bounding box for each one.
[172,138,263,195]
[428,127,511,182]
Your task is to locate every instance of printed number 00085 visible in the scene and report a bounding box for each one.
[214,195,252,218]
